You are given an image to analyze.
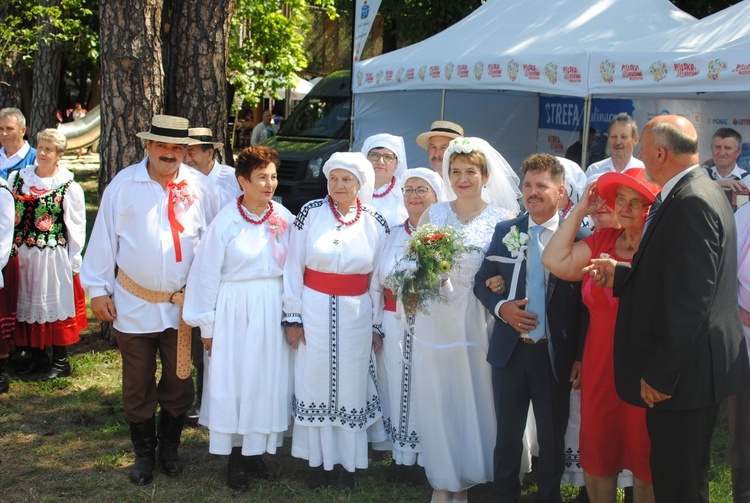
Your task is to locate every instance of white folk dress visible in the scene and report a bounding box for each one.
[183,201,294,456]
[374,219,422,465]
[9,166,85,324]
[414,202,527,492]
[371,176,407,229]
[283,197,389,472]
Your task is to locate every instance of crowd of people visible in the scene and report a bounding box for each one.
[0,105,749,503]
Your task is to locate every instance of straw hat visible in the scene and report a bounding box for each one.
[416,120,464,150]
[188,127,223,148]
[596,167,661,210]
[136,115,197,144]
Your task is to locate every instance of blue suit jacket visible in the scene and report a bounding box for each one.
[474,213,587,382]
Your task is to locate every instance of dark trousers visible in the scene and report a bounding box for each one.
[729,383,750,468]
[115,328,194,423]
[646,403,719,503]
[492,342,571,503]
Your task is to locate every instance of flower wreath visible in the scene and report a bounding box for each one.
[446,137,477,155]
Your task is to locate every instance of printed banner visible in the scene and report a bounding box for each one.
[353,0,382,63]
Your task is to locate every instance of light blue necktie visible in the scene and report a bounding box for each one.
[527,225,546,342]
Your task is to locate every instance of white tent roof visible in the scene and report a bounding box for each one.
[589,0,750,94]
[354,0,695,97]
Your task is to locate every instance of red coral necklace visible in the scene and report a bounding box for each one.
[328,196,362,226]
[237,196,273,225]
[404,219,414,235]
[372,176,396,198]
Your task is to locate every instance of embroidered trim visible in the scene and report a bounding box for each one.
[293,198,325,230]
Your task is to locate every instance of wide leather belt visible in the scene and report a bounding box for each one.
[116,270,192,379]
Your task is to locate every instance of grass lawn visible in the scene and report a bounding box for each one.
[0,168,736,502]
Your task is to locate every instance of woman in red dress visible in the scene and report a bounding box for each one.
[542,168,660,503]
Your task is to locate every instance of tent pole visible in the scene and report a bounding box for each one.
[441,89,446,120]
[581,95,593,169]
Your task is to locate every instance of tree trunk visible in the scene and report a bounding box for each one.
[29,0,63,144]
[99,0,165,342]
[165,0,236,164]
[99,0,164,196]
[0,57,23,110]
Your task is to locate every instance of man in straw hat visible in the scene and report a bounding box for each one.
[415,120,464,175]
[185,127,241,209]
[81,114,220,486]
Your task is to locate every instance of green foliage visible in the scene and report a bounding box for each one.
[0,0,97,71]
[230,0,337,109]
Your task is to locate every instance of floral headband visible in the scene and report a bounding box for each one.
[447,137,477,155]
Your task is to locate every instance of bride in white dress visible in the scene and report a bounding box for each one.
[414,137,523,503]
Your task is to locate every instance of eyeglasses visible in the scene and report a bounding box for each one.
[402,186,432,197]
[614,195,649,211]
[367,152,397,164]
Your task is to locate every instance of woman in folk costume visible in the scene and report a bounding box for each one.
[183,145,294,492]
[282,152,389,489]
[361,133,409,228]
[10,128,86,380]
[373,167,447,482]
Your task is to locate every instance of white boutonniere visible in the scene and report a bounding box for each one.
[502,225,529,258]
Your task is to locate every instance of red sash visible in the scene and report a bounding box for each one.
[383,288,397,312]
[303,267,368,296]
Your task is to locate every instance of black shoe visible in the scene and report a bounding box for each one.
[308,466,333,490]
[246,455,272,480]
[385,460,409,483]
[129,417,157,486]
[40,357,71,381]
[335,465,355,489]
[0,372,8,394]
[407,463,428,487]
[227,448,250,491]
[157,411,186,476]
[18,351,49,376]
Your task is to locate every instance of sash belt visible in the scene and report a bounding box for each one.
[116,270,192,379]
[383,288,396,312]
[303,267,368,296]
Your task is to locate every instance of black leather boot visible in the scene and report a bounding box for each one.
[246,454,271,480]
[41,346,71,380]
[0,372,8,394]
[129,416,157,485]
[18,348,49,376]
[308,465,333,490]
[157,411,186,476]
[733,467,750,503]
[227,447,250,491]
[186,364,203,424]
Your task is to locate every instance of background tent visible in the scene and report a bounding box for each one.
[587,0,750,168]
[353,0,695,169]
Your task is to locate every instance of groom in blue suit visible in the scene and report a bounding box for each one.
[475,154,587,503]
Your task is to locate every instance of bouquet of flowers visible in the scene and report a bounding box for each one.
[385,224,478,316]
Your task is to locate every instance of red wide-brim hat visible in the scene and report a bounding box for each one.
[596,167,662,210]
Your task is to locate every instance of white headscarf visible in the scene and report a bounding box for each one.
[400,167,448,203]
[323,152,375,204]
[556,156,587,204]
[361,133,408,182]
[442,137,521,215]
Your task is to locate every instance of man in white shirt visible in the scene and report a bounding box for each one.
[703,128,748,193]
[185,127,241,209]
[250,109,276,145]
[415,120,464,175]
[80,115,220,487]
[585,113,644,178]
[0,108,36,180]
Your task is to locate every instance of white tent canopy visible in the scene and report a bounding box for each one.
[354,0,695,98]
[589,0,750,95]
[352,0,696,169]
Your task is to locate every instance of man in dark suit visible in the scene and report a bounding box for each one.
[585,115,749,503]
[475,153,587,503]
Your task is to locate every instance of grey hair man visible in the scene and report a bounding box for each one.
[585,113,643,178]
[0,108,36,180]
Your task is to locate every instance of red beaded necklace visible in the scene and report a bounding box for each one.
[404,219,414,235]
[372,176,396,199]
[237,196,273,225]
[328,195,362,226]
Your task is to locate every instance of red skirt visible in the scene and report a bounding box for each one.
[14,275,87,348]
[0,256,19,354]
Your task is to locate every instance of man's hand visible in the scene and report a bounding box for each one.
[91,295,117,322]
[202,337,213,357]
[285,326,305,349]
[570,361,582,390]
[499,298,538,334]
[640,378,671,408]
[716,179,747,193]
[581,258,617,288]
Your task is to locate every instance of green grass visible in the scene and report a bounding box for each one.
[0,164,735,502]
